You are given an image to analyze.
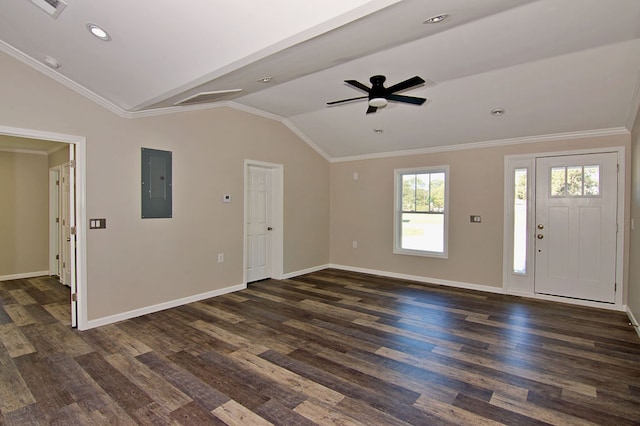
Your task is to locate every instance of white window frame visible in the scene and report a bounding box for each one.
[503,157,535,295]
[393,165,449,258]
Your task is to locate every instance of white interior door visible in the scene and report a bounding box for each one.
[49,168,60,276]
[61,157,77,327]
[534,153,618,303]
[247,166,272,282]
[61,162,72,286]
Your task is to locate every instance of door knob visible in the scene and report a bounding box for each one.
[267,227,273,231]
[537,234,544,239]
[537,224,544,229]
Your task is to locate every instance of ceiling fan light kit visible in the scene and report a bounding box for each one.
[368,97,387,108]
[327,74,426,114]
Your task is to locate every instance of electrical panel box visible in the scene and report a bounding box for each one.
[141,148,172,219]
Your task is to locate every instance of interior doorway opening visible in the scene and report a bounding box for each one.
[0,125,87,329]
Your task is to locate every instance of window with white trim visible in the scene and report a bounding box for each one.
[394,166,449,258]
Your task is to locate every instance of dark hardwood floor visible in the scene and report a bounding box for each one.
[1,269,639,425]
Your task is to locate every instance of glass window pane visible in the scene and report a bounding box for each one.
[430,172,445,212]
[551,167,566,196]
[584,165,600,195]
[401,212,444,252]
[415,174,430,212]
[402,175,416,211]
[566,166,583,196]
[513,169,527,274]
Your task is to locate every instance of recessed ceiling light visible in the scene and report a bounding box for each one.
[373,128,384,134]
[43,55,61,69]
[423,14,449,24]
[86,23,111,41]
[257,77,273,83]
[491,108,506,116]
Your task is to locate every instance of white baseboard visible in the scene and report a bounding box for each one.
[0,270,49,282]
[282,264,330,280]
[329,264,504,294]
[627,307,640,339]
[87,283,246,329]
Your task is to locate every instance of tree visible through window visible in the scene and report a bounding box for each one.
[395,167,448,257]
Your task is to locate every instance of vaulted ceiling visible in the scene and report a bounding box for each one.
[1,0,639,160]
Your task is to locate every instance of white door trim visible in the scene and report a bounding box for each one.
[243,160,284,284]
[503,146,626,310]
[0,125,88,329]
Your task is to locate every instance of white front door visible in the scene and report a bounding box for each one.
[534,153,618,303]
[247,166,272,282]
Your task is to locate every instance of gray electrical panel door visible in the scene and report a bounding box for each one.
[141,148,172,218]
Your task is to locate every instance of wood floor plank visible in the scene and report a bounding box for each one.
[136,351,230,411]
[293,399,365,426]
[13,352,76,414]
[199,349,308,409]
[8,289,37,305]
[253,398,319,426]
[432,345,598,397]
[213,400,275,426]
[0,271,638,424]
[229,349,345,407]
[75,351,154,414]
[104,352,192,412]
[169,401,226,425]
[0,346,36,413]
[0,323,36,358]
[3,304,35,327]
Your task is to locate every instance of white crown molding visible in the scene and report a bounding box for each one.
[329,127,630,163]
[0,40,128,118]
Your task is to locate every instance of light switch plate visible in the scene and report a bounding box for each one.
[90,218,107,229]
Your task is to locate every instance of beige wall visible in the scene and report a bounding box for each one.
[331,134,631,291]
[0,52,330,321]
[1,47,634,325]
[0,151,49,277]
[629,105,640,324]
[48,144,70,168]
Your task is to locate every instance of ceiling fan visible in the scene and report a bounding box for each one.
[327,75,426,114]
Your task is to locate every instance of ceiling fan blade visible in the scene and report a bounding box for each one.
[366,105,377,114]
[386,94,426,105]
[326,96,369,105]
[345,80,371,93]
[385,76,426,94]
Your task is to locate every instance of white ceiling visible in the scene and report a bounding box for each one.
[1,0,639,159]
